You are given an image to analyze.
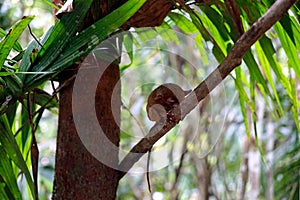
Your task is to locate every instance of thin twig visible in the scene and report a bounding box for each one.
[170,128,189,199]
[28,25,43,49]
[50,79,59,103]
[121,103,147,136]
[146,147,152,194]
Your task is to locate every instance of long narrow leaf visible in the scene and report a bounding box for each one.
[24,0,147,89]
[191,11,226,61]
[290,76,300,132]
[0,183,10,200]
[19,26,54,81]
[256,37,284,114]
[0,115,35,199]
[274,23,300,79]
[199,6,231,41]
[168,12,198,34]
[0,16,33,71]
[243,51,280,116]
[0,28,23,52]
[234,67,251,139]
[22,0,94,83]
[48,0,147,72]
[0,146,22,200]
[279,14,299,46]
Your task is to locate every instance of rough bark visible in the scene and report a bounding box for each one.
[52,62,120,199]
[52,1,121,199]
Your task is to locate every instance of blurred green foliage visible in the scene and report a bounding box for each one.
[0,0,299,199]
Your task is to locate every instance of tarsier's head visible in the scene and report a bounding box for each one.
[146,83,189,123]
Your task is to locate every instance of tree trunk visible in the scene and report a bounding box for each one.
[51,0,173,198]
[52,1,122,199]
[52,61,120,199]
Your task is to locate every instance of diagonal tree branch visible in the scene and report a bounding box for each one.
[117,0,298,180]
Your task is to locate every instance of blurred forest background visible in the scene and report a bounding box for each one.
[0,0,299,199]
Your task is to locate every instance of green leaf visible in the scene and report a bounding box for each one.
[0,146,22,200]
[168,12,198,34]
[240,0,264,24]
[41,0,60,10]
[279,14,298,46]
[29,48,39,64]
[3,72,23,97]
[256,36,284,114]
[19,26,54,81]
[249,75,265,162]
[156,26,180,43]
[19,105,31,151]
[0,16,33,71]
[34,88,58,112]
[8,51,24,66]
[120,32,134,71]
[290,77,300,132]
[24,0,147,89]
[22,0,94,81]
[199,6,231,41]
[0,71,15,76]
[0,183,10,200]
[274,23,300,80]
[5,101,17,126]
[233,67,251,139]
[289,15,300,49]
[275,143,300,199]
[243,51,278,113]
[0,115,35,199]
[190,10,226,61]
[195,34,209,66]
[134,29,158,44]
[0,27,23,52]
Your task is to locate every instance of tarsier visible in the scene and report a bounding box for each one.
[145,83,190,193]
[146,83,190,123]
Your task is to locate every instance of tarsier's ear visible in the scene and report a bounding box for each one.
[154,93,163,101]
